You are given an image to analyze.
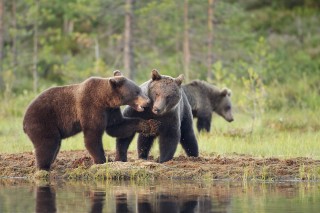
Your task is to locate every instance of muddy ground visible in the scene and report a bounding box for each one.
[1,150,320,181]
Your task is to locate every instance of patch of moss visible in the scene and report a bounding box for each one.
[64,166,94,180]
[64,163,158,181]
[33,170,50,180]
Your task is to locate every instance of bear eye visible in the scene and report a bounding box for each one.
[225,106,231,111]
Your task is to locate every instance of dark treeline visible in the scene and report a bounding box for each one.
[0,0,319,112]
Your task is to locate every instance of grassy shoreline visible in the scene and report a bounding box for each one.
[1,151,320,182]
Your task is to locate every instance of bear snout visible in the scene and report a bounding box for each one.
[152,106,161,115]
[137,94,150,106]
[226,115,234,122]
[130,95,150,112]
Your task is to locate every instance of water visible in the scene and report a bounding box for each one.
[1,179,320,213]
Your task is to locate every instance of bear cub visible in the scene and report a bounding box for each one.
[23,71,159,170]
[183,80,234,132]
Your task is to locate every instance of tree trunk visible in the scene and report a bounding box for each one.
[124,0,135,80]
[33,0,39,92]
[183,0,190,82]
[63,19,74,35]
[207,0,214,81]
[0,0,4,73]
[11,0,17,74]
[94,37,100,60]
[62,19,73,64]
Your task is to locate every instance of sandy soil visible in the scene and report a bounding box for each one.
[1,150,320,181]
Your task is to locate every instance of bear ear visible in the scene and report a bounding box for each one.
[221,88,231,97]
[151,69,162,81]
[113,70,122,77]
[110,77,125,88]
[175,74,184,86]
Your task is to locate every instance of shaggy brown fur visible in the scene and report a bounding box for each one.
[23,71,159,170]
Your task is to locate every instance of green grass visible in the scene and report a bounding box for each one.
[1,109,320,160]
[176,108,320,160]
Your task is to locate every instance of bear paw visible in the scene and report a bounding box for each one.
[138,119,161,136]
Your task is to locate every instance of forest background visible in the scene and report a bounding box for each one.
[0,0,319,158]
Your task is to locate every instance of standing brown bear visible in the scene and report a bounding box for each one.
[182,80,234,132]
[23,71,159,171]
[116,69,199,163]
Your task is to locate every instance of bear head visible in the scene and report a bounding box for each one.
[110,70,150,112]
[214,88,234,122]
[148,69,184,115]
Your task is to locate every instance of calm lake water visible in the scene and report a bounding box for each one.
[1,179,320,213]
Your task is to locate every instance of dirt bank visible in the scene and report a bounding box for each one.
[1,150,320,181]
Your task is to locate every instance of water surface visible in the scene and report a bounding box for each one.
[1,179,320,213]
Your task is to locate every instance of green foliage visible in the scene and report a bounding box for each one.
[211,61,236,88]
[1,0,319,92]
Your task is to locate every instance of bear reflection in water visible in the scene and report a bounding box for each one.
[35,185,231,213]
[35,186,56,213]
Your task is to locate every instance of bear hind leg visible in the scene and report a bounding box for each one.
[34,138,61,171]
[115,133,135,162]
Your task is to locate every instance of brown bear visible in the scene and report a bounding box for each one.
[182,80,234,132]
[23,71,159,171]
[115,69,199,163]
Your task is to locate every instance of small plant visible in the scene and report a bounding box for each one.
[241,67,266,132]
[211,60,237,88]
[261,165,269,181]
[105,162,111,180]
[242,166,252,181]
[33,170,50,180]
[299,164,306,180]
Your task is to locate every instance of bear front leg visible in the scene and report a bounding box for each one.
[137,134,156,160]
[158,129,180,163]
[196,114,212,132]
[83,129,106,164]
[115,133,135,162]
[180,116,199,157]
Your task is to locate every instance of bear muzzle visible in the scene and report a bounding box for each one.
[152,106,161,115]
[131,95,150,112]
[226,115,234,122]
[228,117,234,122]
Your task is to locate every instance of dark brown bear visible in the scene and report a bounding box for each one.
[182,80,234,132]
[116,69,198,163]
[23,71,159,171]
